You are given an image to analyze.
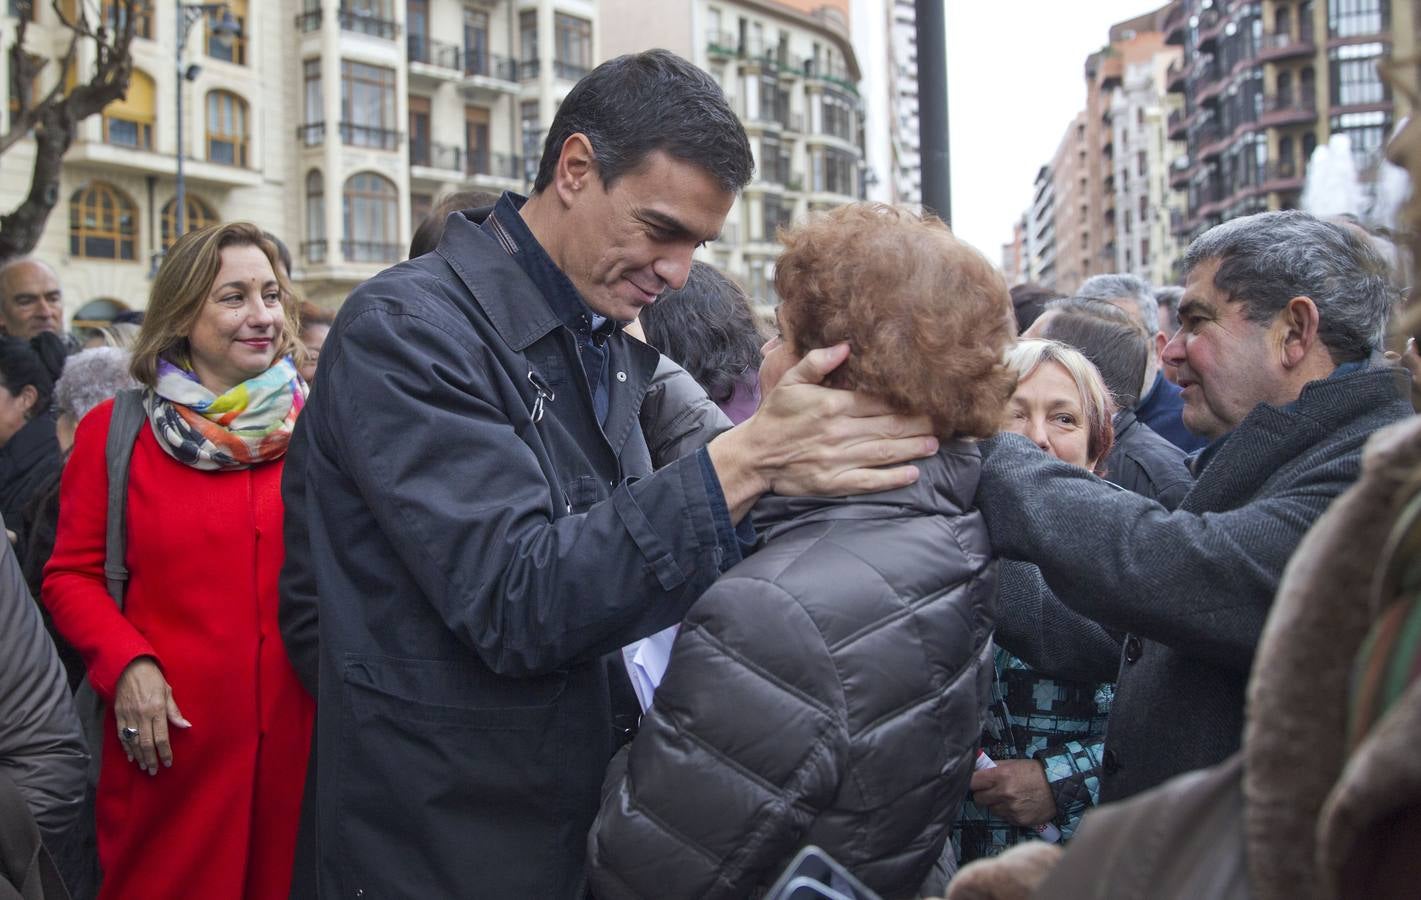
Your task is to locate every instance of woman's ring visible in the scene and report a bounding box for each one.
[120,726,140,743]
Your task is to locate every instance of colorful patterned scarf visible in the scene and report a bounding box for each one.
[144,356,306,470]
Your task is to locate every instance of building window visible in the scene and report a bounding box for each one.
[305,170,326,263]
[302,58,323,144]
[812,147,856,196]
[464,7,490,76]
[206,90,249,166]
[102,68,155,149]
[408,94,431,166]
[342,172,399,263]
[340,60,398,150]
[411,191,433,235]
[207,0,246,64]
[1329,43,1388,107]
[821,88,854,141]
[70,182,137,261]
[1330,110,1391,172]
[1328,0,1388,37]
[761,194,786,242]
[466,105,490,175]
[407,0,429,61]
[519,10,538,78]
[554,13,591,80]
[160,194,217,251]
[521,100,541,184]
[104,0,152,39]
[341,0,398,39]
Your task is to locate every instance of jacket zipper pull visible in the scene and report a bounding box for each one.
[528,369,555,423]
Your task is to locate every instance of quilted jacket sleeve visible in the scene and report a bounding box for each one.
[587,575,851,900]
[639,355,733,469]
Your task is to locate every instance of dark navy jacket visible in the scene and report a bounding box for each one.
[282,210,733,897]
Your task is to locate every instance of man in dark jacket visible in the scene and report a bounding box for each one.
[283,51,937,898]
[978,210,1412,804]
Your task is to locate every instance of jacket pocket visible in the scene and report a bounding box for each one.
[334,656,568,897]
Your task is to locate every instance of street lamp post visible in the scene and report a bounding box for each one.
[174,2,240,236]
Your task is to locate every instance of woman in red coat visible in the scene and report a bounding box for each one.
[44,222,313,899]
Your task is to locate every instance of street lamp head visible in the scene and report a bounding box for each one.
[184,63,202,81]
[211,10,241,47]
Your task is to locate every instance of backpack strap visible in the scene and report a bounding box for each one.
[102,389,146,611]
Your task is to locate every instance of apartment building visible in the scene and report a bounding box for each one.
[1025,162,1056,286]
[0,0,598,314]
[599,0,866,305]
[1165,0,1417,243]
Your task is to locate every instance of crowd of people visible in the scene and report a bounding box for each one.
[0,46,1417,900]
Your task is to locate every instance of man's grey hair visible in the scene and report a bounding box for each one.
[1181,210,1397,362]
[0,256,59,301]
[54,347,138,422]
[1154,286,1184,333]
[1074,273,1160,334]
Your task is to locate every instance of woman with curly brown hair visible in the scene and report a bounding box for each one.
[588,203,1016,899]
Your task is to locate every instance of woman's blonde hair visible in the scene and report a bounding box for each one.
[1004,339,1116,473]
[130,222,304,387]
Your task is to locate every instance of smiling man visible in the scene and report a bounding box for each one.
[975,210,1411,806]
[281,50,938,897]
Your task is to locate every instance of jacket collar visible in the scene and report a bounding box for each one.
[752,441,982,540]
[435,207,563,352]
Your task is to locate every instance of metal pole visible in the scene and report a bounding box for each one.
[915,0,950,225]
[175,0,186,236]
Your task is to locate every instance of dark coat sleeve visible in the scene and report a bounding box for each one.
[993,561,1123,684]
[314,304,728,677]
[639,355,732,469]
[587,577,849,900]
[0,514,87,846]
[977,433,1360,673]
[278,419,319,697]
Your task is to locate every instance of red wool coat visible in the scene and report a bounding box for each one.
[43,399,313,900]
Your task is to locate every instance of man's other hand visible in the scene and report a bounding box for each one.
[707,344,937,521]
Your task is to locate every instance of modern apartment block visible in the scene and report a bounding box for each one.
[1025,161,1057,286]
[1165,0,1417,244]
[0,0,598,313]
[884,0,920,206]
[599,0,867,305]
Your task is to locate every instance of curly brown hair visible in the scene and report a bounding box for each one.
[774,203,1017,439]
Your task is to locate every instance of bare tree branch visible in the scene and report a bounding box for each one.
[0,0,139,260]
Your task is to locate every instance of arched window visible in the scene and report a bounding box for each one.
[160,194,217,250]
[305,170,326,263]
[70,182,138,260]
[206,90,249,166]
[103,0,153,39]
[342,172,398,263]
[72,297,132,330]
[103,68,155,149]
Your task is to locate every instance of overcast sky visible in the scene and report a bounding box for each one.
[945,0,1169,261]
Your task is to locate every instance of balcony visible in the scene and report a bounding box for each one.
[339,7,398,40]
[409,139,463,173]
[554,60,590,82]
[342,241,402,264]
[706,29,738,59]
[302,240,327,265]
[1256,30,1316,63]
[1167,59,1187,94]
[297,122,326,147]
[1169,156,1192,190]
[465,151,524,183]
[1259,91,1317,128]
[339,122,401,151]
[518,58,540,80]
[1259,159,1304,191]
[1195,74,1229,106]
[1167,108,1189,140]
[463,51,517,83]
[1164,1,1187,45]
[407,36,461,74]
[295,9,321,32]
[1196,7,1225,51]
[1170,208,1188,237]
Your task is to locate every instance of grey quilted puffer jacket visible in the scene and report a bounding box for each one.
[587,444,997,899]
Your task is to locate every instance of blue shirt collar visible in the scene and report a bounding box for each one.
[480,191,617,340]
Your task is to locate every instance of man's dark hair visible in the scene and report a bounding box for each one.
[409,190,500,258]
[1040,299,1150,409]
[639,261,763,404]
[1009,282,1063,334]
[263,231,294,278]
[532,49,754,195]
[1181,210,1396,362]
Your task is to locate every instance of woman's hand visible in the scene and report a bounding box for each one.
[970,759,1057,828]
[113,657,192,775]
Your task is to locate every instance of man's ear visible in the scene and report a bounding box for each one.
[1154,330,1168,363]
[1278,295,1321,369]
[16,384,37,418]
[552,133,597,208]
